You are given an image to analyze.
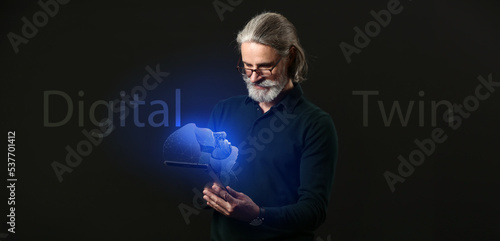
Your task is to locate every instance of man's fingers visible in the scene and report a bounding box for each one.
[223,190,237,204]
[212,182,223,190]
[210,183,225,196]
[212,184,231,201]
[204,194,230,216]
[206,200,228,216]
[203,189,232,213]
[203,189,220,203]
[226,186,242,198]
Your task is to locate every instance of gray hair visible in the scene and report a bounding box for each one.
[236,12,308,83]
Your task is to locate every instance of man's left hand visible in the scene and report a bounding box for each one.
[203,183,260,222]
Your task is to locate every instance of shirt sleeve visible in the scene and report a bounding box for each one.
[262,114,338,231]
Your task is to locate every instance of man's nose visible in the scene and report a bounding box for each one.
[250,71,263,83]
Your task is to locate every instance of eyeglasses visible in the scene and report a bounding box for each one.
[236,56,282,77]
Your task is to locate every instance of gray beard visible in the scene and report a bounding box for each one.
[243,74,288,103]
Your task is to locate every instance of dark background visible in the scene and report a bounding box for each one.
[1,0,499,240]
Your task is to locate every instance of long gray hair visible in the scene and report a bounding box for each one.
[236,12,308,83]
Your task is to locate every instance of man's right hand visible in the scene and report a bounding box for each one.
[203,183,260,223]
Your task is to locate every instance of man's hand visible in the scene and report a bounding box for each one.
[203,183,260,222]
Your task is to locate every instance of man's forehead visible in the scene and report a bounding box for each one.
[240,42,279,64]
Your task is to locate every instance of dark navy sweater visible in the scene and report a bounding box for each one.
[208,83,338,241]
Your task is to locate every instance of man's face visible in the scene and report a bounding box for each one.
[240,42,289,103]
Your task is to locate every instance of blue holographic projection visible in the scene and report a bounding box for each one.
[163,123,238,181]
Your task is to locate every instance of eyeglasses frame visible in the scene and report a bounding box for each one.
[236,56,283,77]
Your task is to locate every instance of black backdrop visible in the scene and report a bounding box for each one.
[1,0,499,240]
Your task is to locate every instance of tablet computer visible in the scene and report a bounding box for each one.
[163,160,227,191]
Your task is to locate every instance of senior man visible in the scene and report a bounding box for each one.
[203,12,338,241]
